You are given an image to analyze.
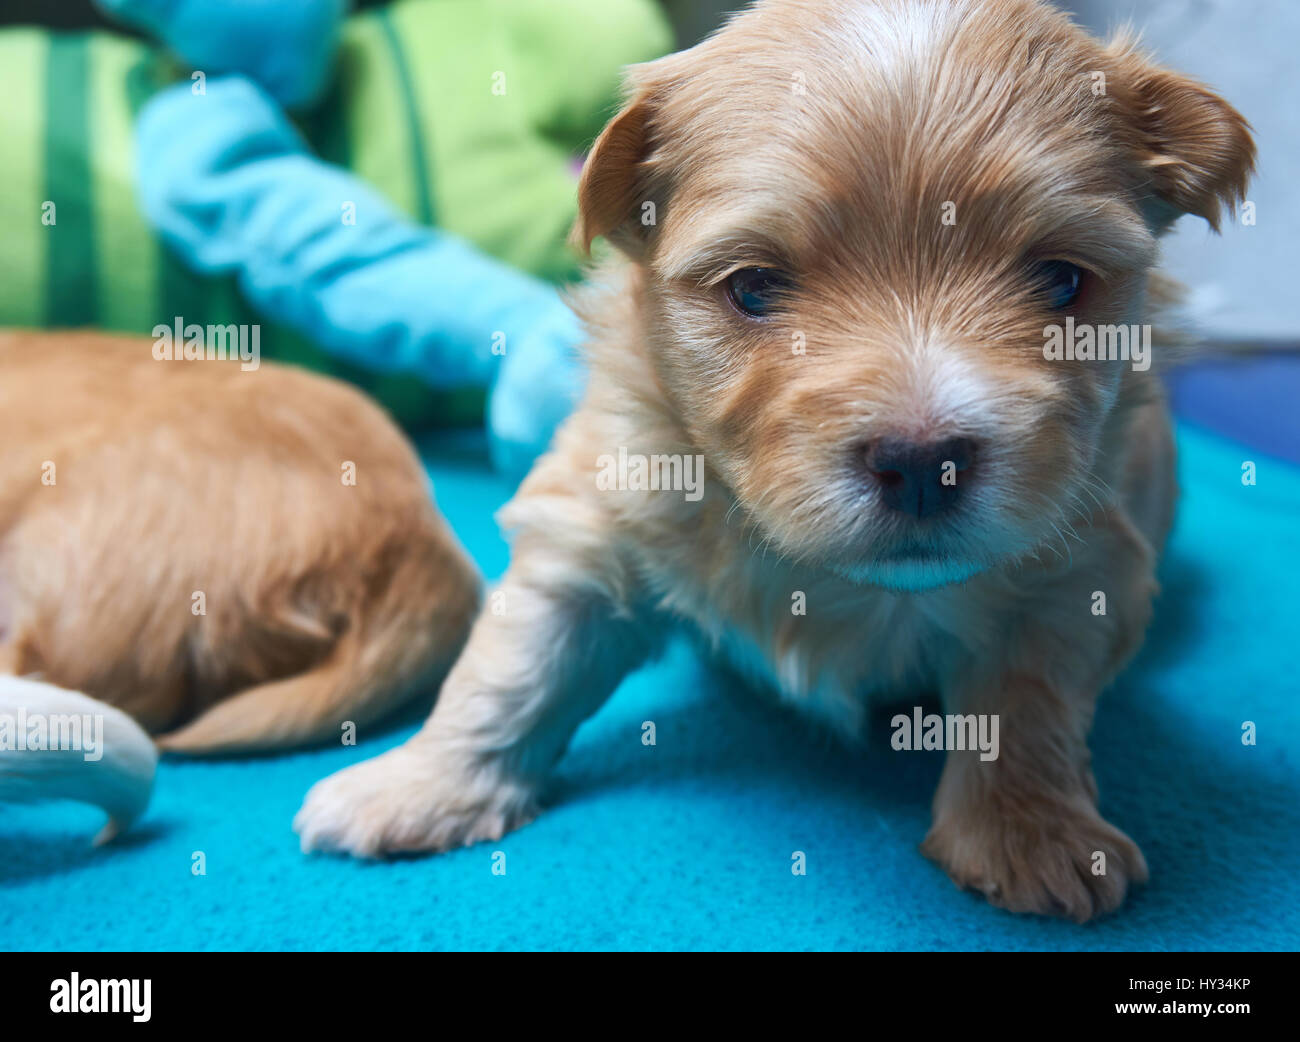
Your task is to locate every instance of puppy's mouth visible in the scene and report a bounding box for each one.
[873,540,943,563]
[848,550,989,592]
[834,536,992,592]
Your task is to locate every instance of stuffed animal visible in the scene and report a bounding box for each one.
[0,0,672,472]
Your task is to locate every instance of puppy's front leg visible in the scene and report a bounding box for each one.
[296,539,655,857]
[921,673,1148,921]
[922,521,1155,920]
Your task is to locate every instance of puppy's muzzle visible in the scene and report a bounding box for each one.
[864,436,976,519]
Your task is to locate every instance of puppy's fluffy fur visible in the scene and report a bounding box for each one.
[297,0,1253,920]
[0,332,479,837]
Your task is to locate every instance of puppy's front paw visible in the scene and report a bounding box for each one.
[294,743,537,858]
[922,800,1148,921]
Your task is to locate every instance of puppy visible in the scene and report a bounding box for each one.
[296,0,1253,920]
[0,331,479,838]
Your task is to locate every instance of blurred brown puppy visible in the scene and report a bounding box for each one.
[296,0,1253,920]
[0,331,479,835]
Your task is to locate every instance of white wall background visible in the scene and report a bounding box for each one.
[1065,0,1297,345]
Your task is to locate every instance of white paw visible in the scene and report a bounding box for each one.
[294,742,537,858]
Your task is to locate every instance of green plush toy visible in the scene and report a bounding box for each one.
[0,0,672,426]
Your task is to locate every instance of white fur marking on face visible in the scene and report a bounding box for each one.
[892,338,997,442]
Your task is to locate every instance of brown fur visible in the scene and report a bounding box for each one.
[292,0,1253,920]
[0,331,480,754]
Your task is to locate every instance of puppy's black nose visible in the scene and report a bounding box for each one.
[866,437,976,518]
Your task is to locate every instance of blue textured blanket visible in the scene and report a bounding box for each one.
[2,422,1297,951]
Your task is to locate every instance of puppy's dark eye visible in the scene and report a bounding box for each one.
[726,268,791,317]
[1031,260,1085,310]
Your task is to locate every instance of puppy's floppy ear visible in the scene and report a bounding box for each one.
[1106,34,1255,232]
[573,58,682,259]
[573,94,654,256]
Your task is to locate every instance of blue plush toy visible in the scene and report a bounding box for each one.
[97,0,348,108]
[96,0,596,478]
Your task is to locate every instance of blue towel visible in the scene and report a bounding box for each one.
[2,422,1297,951]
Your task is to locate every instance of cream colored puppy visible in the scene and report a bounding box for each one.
[296,0,1253,920]
[0,330,480,840]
